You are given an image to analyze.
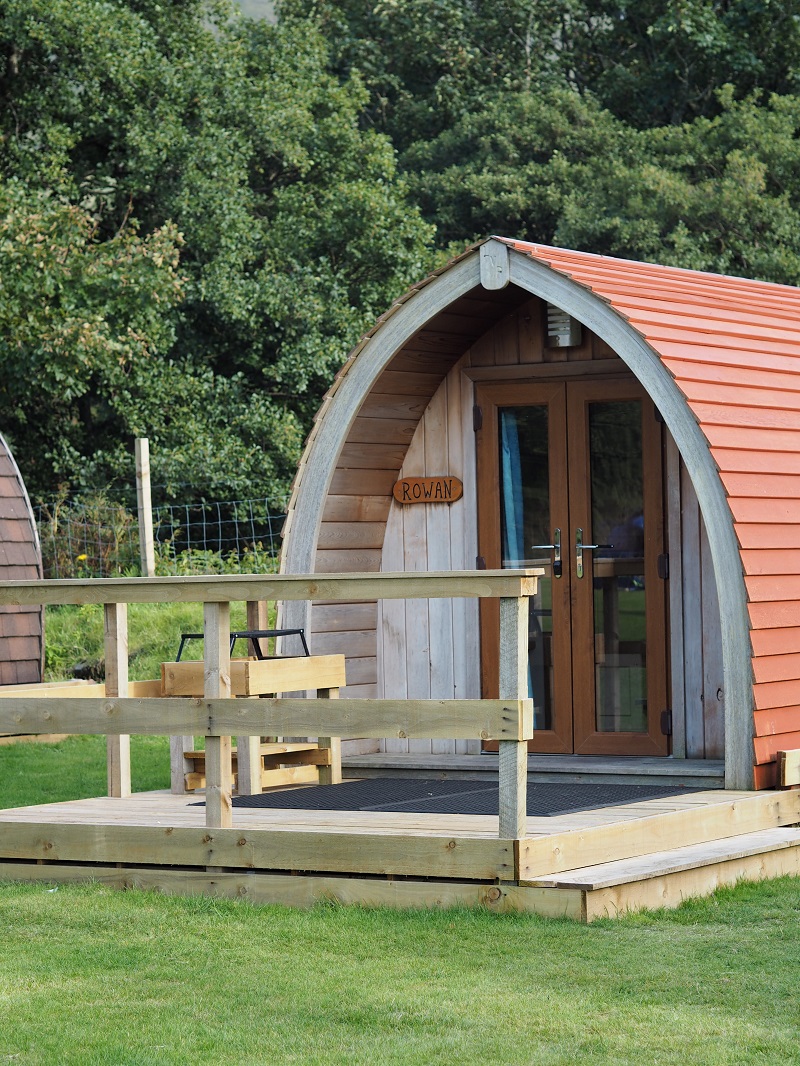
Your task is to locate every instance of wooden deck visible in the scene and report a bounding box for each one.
[1,569,798,920]
[1,786,798,921]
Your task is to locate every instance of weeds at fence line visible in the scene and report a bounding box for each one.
[34,491,288,578]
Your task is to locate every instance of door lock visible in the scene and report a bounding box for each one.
[530,528,562,578]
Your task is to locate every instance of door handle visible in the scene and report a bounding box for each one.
[575,528,613,578]
[530,528,562,578]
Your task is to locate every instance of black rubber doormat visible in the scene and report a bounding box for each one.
[225,779,702,817]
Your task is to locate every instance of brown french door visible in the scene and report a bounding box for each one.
[476,378,668,756]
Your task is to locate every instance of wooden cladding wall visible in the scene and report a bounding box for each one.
[377,297,664,755]
[307,288,525,699]
[302,284,726,765]
[665,437,725,761]
[378,355,480,755]
[0,439,43,686]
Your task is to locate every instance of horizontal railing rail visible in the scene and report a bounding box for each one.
[0,569,538,605]
[0,570,540,838]
[0,697,533,742]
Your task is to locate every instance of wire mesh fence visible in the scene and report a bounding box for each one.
[34,494,289,578]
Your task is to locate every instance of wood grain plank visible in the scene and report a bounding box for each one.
[328,469,396,496]
[722,472,800,499]
[665,435,686,759]
[736,523,800,549]
[747,574,800,601]
[337,442,409,470]
[379,500,408,727]
[751,626,800,657]
[731,499,800,525]
[0,696,534,742]
[681,465,705,759]
[314,549,383,573]
[0,822,514,879]
[753,678,800,711]
[689,401,800,431]
[425,380,455,714]
[203,601,232,830]
[346,417,418,446]
[321,496,392,523]
[104,603,130,799]
[317,523,386,550]
[752,651,800,683]
[754,730,800,765]
[312,602,378,633]
[704,424,800,453]
[682,379,800,410]
[753,705,800,736]
[700,522,725,760]
[740,549,800,575]
[749,600,800,629]
[403,423,432,751]
[518,297,545,364]
[358,393,433,421]
[712,448,800,474]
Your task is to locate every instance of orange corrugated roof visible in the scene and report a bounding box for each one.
[502,239,800,782]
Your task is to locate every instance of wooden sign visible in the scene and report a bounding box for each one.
[393,476,463,504]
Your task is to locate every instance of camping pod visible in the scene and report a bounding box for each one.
[0,433,43,685]
[281,238,800,791]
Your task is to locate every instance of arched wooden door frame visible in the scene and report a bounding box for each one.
[281,239,754,789]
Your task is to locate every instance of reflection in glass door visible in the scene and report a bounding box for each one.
[587,400,647,735]
[498,406,553,731]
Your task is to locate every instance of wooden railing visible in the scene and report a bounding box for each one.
[0,570,539,838]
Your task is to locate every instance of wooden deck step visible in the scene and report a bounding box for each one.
[526,826,800,890]
[518,789,800,879]
[343,753,725,787]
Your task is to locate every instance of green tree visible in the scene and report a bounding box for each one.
[406,86,800,285]
[0,179,185,495]
[564,0,800,127]
[281,0,800,141]
[0,0,432,500]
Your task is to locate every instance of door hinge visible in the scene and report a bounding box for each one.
[660,709,673,736]
[476,555,487,570]
[473,404,483,432]
[657,553,669,580]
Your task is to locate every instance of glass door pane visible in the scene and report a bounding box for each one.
[498,405,553,731]
[587,400,647,734]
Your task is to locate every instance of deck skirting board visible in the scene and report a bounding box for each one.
[2,850,799,921]
[0,821,514,881]
[0,861,584,919]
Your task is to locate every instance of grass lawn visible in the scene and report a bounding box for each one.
[1,878,800,1065]
[3,609,800,1064]
[44,600,252,682]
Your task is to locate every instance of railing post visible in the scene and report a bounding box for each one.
[498,595,529,838]
[104,602,131,798]
[236,598,269,795]
[204,601,232,828]
[317,687,342,785]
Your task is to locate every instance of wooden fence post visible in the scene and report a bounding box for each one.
[104,602,131,798]
[135,438,155,578]
[498,595,529,838]
[204,601,232,828]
